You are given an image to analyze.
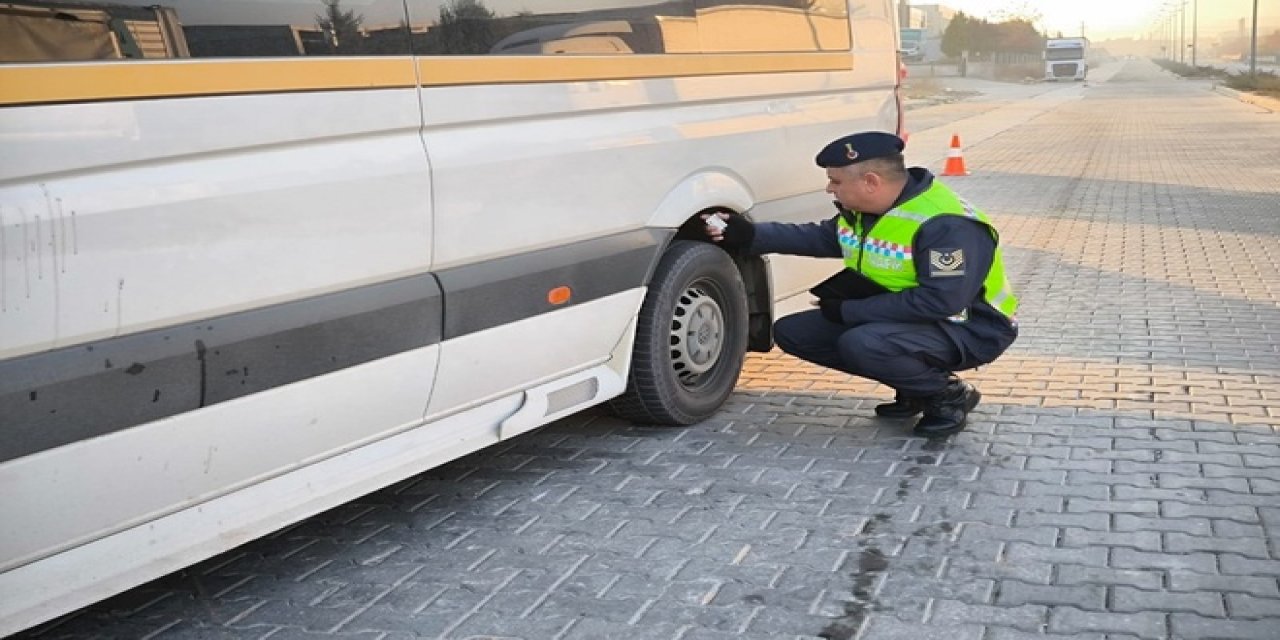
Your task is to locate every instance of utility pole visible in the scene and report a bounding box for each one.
[1250,0,1259,76]
[1178,1,1185,64]
[1182,0,1192,66]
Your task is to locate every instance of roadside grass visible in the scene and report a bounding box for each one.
[903,76,943,99]
[1155,58,1280,98]
[1222,70,1280,98]
[993,63,1042,83]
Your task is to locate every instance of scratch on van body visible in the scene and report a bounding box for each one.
[42,185,62,340]
[116,278,125,333]
[55,197,69,273]
[19,206,31,299]
[33,211,42,282]
[41,184,56,278]
[0,206,6,312]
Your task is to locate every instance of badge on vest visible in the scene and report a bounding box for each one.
[929,249,965,277]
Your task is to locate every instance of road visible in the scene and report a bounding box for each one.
[18,58,1280,640]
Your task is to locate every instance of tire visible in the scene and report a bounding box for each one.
[608,240,748,425]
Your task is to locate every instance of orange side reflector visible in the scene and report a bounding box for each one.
[548,286,572,305]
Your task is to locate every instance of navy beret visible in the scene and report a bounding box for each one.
[815,132,905,168]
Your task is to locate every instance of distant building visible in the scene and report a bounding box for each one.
[909,4,958,40]
[900,3,958,62]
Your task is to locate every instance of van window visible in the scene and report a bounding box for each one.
[406,0,850,56]
[411,0,694,55]
[0,0,414,62]
[694,0,850,53]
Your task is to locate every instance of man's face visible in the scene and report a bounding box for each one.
[825,166,875,212]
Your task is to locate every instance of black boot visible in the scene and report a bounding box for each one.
[874,393,929,418]
[877,376,958,418]
[913,379,981,437]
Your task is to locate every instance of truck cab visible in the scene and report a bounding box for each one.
[1045,37,1089,81]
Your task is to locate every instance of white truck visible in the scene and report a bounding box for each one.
[1045,36,1088,81]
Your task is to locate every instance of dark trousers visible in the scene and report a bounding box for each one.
[773,310,965,397]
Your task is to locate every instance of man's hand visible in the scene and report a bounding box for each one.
[703,213,755,250]
[819,298,845,324]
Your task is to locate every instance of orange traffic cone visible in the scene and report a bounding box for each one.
[941,134,969,176]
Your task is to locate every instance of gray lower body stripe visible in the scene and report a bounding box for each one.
[0,274,444,464]
[0,228,670,463]
[435,228,667,339]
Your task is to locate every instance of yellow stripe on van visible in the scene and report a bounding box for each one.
[418,52,853,85]
[0,58,419,106]
[0,53,852,106]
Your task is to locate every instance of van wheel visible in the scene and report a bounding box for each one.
[609,240,748,425]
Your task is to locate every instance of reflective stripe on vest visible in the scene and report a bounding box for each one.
[835,181,1018,319]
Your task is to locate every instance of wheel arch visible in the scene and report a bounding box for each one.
[643,170,774,354]
[644,169,755,230]
[664,208,774,355]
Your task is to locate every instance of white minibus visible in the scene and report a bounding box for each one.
[0,0,903,632]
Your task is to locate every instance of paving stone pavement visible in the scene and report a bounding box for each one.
[17,59,1280,640]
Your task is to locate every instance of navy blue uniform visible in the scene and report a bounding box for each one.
[748,168,1017,395]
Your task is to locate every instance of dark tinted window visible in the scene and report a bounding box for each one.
[695,0,850,53]
[405,0,849,55]
[0,0,413,63]
[405,0,696,55]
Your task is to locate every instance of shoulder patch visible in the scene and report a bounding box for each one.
[929,249,965,277]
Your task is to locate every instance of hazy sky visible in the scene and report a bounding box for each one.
[916,0,1276,40]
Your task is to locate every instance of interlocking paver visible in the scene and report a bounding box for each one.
[1060,528,1163,553]
[1112,514,1213,536]
[1111,586,1225,617]
[995,581,1106,610]
[1169,614,1280,640]
[15,59,1280,640]
[1048,607,1168,640]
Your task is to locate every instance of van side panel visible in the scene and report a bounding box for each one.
[0,89,434,358]
[0,85,440,625]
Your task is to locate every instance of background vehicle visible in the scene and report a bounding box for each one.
[1045,36,1089,81]
[899,26,925,62]
[0,0,902,633]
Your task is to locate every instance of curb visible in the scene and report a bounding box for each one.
[1213,84,1280,112]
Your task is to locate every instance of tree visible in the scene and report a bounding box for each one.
[991,19,1043,54]
[941,11,972,58]
[989,1,1043,28]
[434,0,498,54]
[316,0,365,54]
[941,11,1044,58]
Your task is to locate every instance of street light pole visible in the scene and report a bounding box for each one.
[1182,0,1192,66]
[1250,0,1259,76]
[1178,1,1186,64]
